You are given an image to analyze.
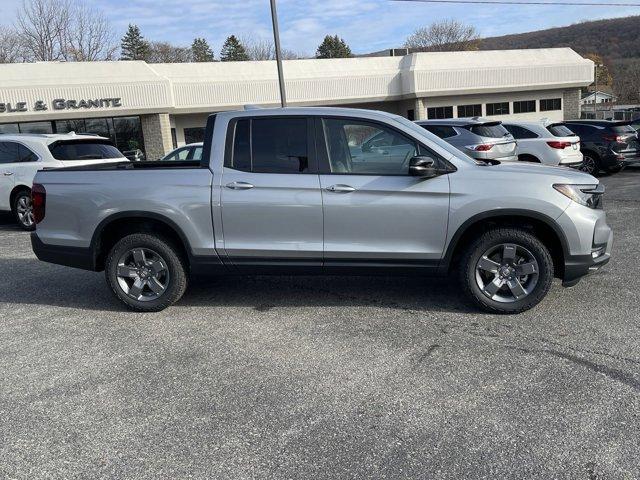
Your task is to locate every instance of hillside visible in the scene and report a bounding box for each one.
[480,16,640,60]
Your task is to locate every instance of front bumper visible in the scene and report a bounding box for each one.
[562,230,613,287]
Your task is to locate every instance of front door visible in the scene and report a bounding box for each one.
[220,116,323,270]
[0,142,17,211]
[317,117,450,271]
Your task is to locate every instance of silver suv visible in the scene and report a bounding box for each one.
[417,118,518,162]
[31,107,612,314]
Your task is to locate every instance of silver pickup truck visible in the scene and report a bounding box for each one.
[31,107,612,313]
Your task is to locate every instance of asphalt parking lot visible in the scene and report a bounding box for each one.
[1,170,639,480]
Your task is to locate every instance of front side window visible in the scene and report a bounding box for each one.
[513,100,536,114]
[228,117,308,174]
[540,98,562,111]
[0,142,37,163]
[486,102,510,116]
[49,141,124,160]
[322,118,418,175]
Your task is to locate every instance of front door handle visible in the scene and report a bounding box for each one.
[3,172,13,176]
[325,184,356,193]
[226,181,254,190]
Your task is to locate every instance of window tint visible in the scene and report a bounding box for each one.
[503,124,538,139]
[191,146,203,161]
[513,100,536,114]
[468,123,509,138]
[540,98,562,111]
[547,124,576,137]
[49,141,124,160]
[422,125,457,139]
[0,142,37,163]
[457,104,482,118]
[427,106,453,119]
[230,119,251,171]
[252,118,308,173]
[322,118,417,175]
[486,102,510,116]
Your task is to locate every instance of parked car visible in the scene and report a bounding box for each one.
[123,149,146,162]
[561,120,640,175]
[501,121,583,168]
[31,107,612,314]
[416,118,517,163]
[0,133,128,230]
[159,143,203,162]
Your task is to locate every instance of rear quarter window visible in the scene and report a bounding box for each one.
[49,141,125,160]
[468,124,509,138]
[611,125,637,134]
[547,125,577,137]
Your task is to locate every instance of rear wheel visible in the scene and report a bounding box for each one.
[581,152,600,175]
[459,228,554,314]
[105,233,187,312]
[12,190,35,231]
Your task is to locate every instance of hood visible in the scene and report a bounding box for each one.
[487,161,598,184]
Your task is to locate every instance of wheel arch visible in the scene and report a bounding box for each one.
[442,209,569,279]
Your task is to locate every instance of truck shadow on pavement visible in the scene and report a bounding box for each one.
[0,256,475,314]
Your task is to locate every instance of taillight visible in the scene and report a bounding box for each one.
[546,141,572,149]
[467,144,494,151]
[32,183,46,224]
[602,134,623,143]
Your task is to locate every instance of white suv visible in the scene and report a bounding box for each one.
[0,133,128,230]
[502,121,583,167]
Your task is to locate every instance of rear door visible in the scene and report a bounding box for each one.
[317,117,450,269]
[220,116,323,268]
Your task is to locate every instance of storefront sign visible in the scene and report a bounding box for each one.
[0,98,123,113]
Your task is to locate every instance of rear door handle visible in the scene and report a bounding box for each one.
[226,181,254,190]
[325,184,356,193]
[3,172,13,176]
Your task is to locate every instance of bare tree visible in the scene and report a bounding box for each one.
[405,19,480,52]
[15,0,116,62]
[63,2,117,61]
[0,26,29,63]
[16,0,70,61]
[612,58,640,103]
[242,36,300,61]
[146,41,193,63]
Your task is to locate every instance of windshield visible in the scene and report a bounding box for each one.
[467,123,510,138]
[547,124,576,137]
[49,141,126,161]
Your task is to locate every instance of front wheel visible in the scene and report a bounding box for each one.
[459,228,554,314]
[105,233,188,312]
[13,190,35,231]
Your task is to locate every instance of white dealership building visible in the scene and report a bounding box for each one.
[0,48,593,160]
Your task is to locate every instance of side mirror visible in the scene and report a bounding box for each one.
[409,156,438,178]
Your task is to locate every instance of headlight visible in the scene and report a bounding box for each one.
[553,183,604,209]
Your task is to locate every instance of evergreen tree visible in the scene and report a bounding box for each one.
[219,35,249,62]
[191,37,214,62]
[120,24,149,61]
[316,35,352,59]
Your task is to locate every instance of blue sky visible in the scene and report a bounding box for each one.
[0,0,638,56]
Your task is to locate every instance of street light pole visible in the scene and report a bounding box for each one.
[270,0,287,108]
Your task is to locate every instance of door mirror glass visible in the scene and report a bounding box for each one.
[409,156,438,178]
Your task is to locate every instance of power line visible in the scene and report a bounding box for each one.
[392,0,640,6]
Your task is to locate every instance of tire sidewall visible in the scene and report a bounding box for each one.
[13,190,35,231]
[105,233,187,311]
[462,229,554,313]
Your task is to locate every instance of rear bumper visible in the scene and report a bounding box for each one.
[621,155,640,166]
[31,232,96,271]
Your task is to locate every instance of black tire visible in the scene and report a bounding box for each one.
[458,227,554,314]
[581,152,601,176]
[105,233,188,312]
[12,189,35,231]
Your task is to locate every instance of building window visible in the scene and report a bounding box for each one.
[19,122,53,134]
[540,98,562,111]
[407,109,415,121]
[513,100,536,114]
[486,102,510,116]
[112,117,144,155]
[184,127,205,144]
[457,104,482,118]
[427,106,453,119]
[0,123,19,134]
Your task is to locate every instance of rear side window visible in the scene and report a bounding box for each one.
[467,123,509,138]
[421,125,457,139]
[49,141,124,160]
[228,117,309,174]
[0,141,38,163]
[547,124,576,137]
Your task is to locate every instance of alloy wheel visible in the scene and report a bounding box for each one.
[116,248,170,302]
[475,243,539,303]
[16,195,34,228]
[581,155,597,175]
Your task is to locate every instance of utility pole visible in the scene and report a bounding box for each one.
[270,0,287,108]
